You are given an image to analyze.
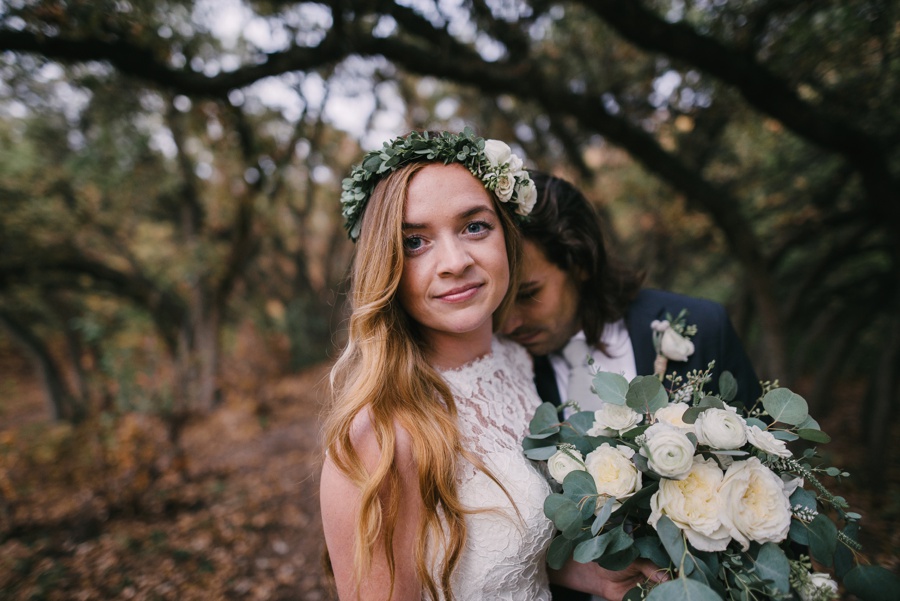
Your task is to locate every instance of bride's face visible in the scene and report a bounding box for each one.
[396,163,509,348]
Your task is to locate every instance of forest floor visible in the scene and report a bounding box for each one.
[0,333,898,600]
[0,332,334,600]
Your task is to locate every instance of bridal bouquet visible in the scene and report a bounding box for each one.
[523,365,896,600]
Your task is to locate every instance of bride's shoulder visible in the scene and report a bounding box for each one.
[493,336,535,376]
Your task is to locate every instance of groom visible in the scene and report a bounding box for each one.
[502,172,761,601]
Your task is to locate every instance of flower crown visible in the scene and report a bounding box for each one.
[340,128,537,241]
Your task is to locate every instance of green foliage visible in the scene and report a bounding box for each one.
[592,372,629,406]
[762,389,809,426]
[645,575,721,601]
[844,565,900,601]
[625,376,668,414]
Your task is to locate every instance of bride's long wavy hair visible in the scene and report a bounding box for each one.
[323,161,522,600]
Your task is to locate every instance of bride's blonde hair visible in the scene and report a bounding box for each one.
[323,161,522,600]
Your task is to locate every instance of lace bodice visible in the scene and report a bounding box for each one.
[435,336,554,600]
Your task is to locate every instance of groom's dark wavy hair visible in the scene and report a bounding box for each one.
[522,172,644,349]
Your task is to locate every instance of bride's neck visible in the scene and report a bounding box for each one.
[423,328,493,371]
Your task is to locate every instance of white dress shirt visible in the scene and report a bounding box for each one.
[548,319,637,412]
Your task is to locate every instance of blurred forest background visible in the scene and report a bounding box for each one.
[1,0,898,599]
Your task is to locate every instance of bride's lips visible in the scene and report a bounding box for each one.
[435,283,482,303]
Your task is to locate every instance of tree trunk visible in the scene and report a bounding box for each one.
[864,309,900,485]
[0,311,82,421]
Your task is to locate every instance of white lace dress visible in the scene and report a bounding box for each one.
[435,336,555,600]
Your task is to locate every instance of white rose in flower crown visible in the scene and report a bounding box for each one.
[547,448,586,484]
[798,573,839,601]
[515,177,537,215]
[584,443,642,513]
[659,327,695,361]
[483,139,512,167]
[649,457,732,552]
[746,425,792,458]
[506,153,523,173]
[694,406,748,450]
[591,403,643,434]
[719,457,792,550]
[641,422,696,479]
[653,402,693,432]
[494,172,515,202]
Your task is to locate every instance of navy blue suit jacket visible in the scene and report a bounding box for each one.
[534,289,761,409]
[537,290,760,601]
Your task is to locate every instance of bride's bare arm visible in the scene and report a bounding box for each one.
[549,557,669,601]
[321,413,423,601]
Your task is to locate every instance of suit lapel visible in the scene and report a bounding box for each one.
[626,291,666,377]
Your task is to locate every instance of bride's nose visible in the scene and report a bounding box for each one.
[437,238,474,276]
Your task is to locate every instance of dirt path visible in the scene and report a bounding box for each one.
[1,359,335,600]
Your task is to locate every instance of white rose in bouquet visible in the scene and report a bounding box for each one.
[591,404,643,434]
[649,457,732,552]
[584,443,642,513]
[547,448,585,484]
[798,572,839,601]
[653,402,693,432]
[719,457,792,550]
[747,424,792,458]
[483,139,512,167]
[660,327,695,361]
[641,422,695,479]
[695,406,748,450]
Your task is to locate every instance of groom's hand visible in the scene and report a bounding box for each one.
[593,559,669,600]
[550,558,669,601]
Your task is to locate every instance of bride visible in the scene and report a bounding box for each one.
[320,130,664,600]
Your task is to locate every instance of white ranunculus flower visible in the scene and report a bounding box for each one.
[798,572,839,601]
[547,448,586,484]
[653,402,693,432]
[694,406,748,450]
[483,139,512,167]
[495,172,515,202]
[586,423,615,437]
[514,176,537,215]
[649,457,732,552]
[641,422,696,479]
[584,443,642,513]
[659,328,695,361]
[719,457,792,550]
[592,403,643,434]
[746,425,792,458]
[506,153,523,173]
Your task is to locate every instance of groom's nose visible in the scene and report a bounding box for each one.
[501,307,523,335]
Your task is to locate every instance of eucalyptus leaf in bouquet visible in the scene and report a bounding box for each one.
[524,364,898,600]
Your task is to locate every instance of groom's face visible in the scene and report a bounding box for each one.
[501,240,582,356]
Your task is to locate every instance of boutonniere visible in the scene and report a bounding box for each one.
[651,309,697,378]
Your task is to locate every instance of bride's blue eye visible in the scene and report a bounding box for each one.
[403,236,424,252]
[465,221,492,235]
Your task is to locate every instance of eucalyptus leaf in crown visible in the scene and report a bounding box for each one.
[523,365,898,600]
[340,128,537,241]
